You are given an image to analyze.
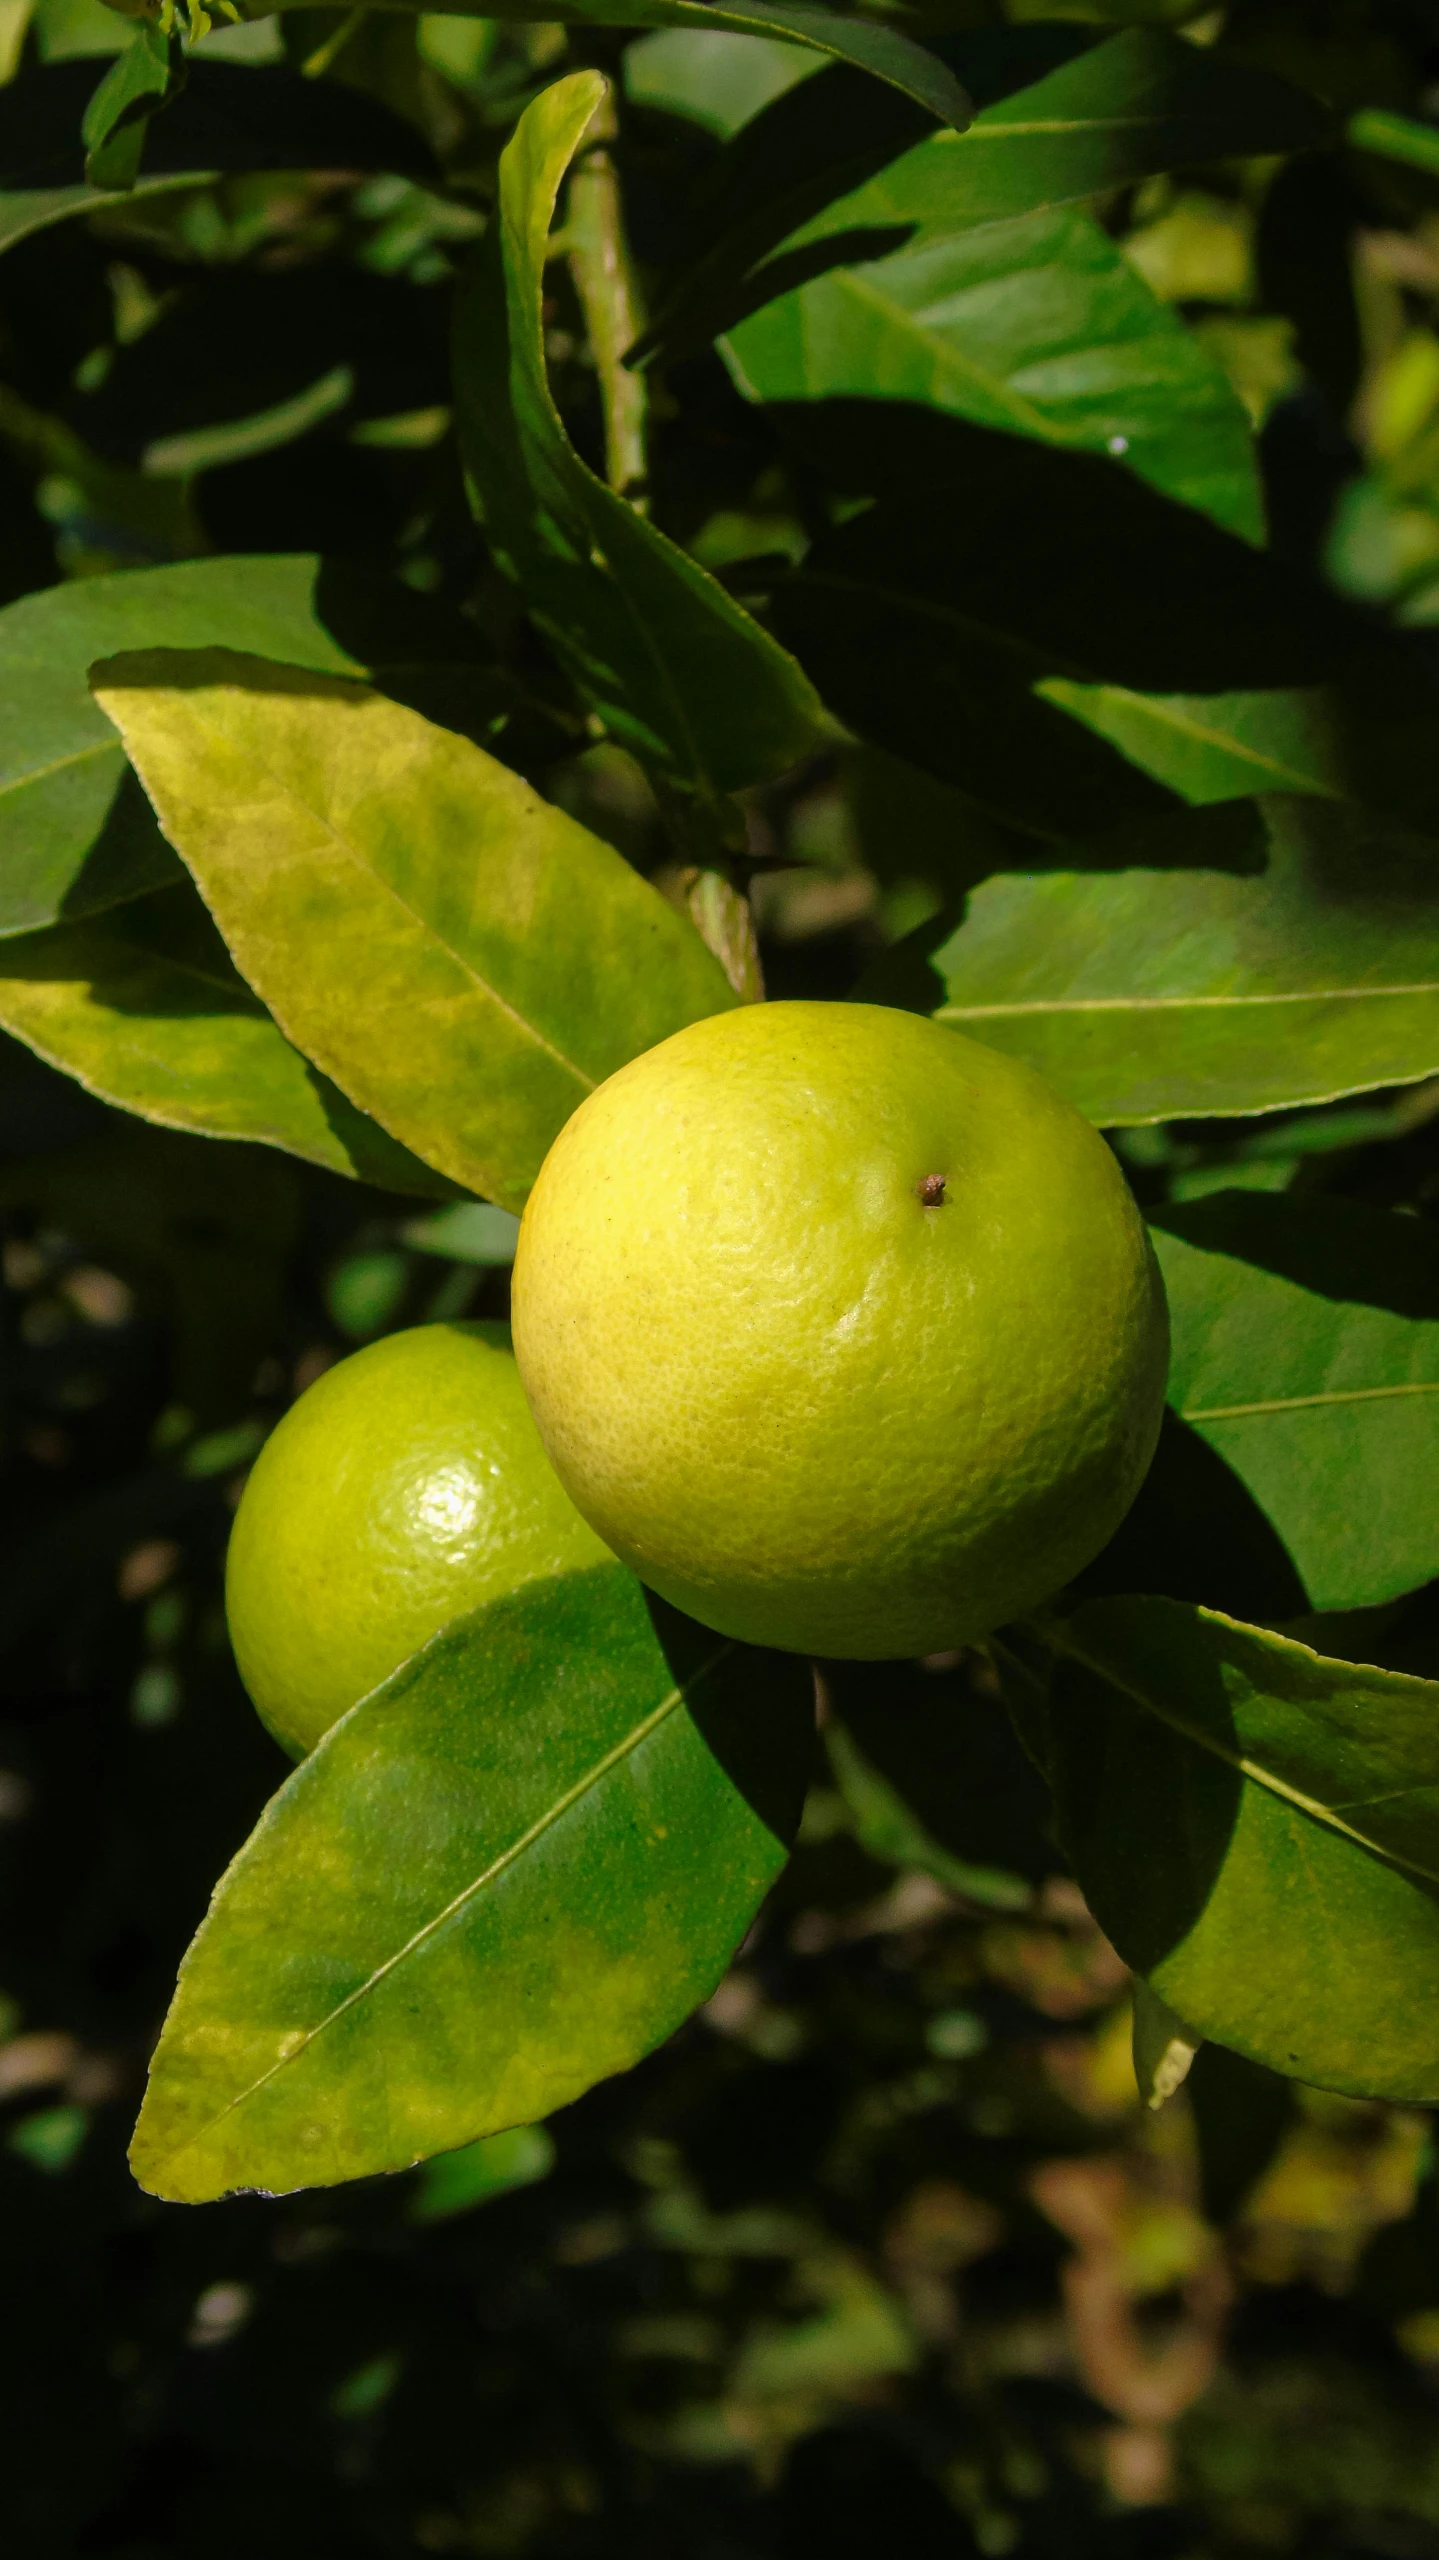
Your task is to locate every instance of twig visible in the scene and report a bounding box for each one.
[566,82,648,508]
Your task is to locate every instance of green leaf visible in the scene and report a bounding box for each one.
[764,434,1350,837]
[822,1652,1050,1910]
[452,70,822,842]
[0,554,494,941]
[646,29,1330,366]
[129,1567,813,2202]
[0,171,205,260]
[724,199,1262,538]
[1151,1193,1439,1612]
[81,22,185,190]
[407,2123,556,2222]
[872,796,1439,1123]
[253,0,969,128]
[1040,680,1342,804]
[1046,1596,1439,2101]
[0,886,448,1192]
[90,648,737,1209]
[0,57,441,252]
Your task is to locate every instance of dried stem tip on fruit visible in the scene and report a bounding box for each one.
[919,1174,948,1207]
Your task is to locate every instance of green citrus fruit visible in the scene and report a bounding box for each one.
[226,1321,612,1758]
[512,1003,1167,1659]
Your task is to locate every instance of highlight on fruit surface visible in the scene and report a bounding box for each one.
[225,1322,612,1758]
[512,1003,1169,1659]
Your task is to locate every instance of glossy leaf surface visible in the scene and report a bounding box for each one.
[1047,1598,1439,2101]
[650,30,1329,366]
[454,72,821,837]
[91,649,736,1208]
[130,1567,813,2202]
[875,797,1439,1123]
[0,887,443,1190]
[1151,1194,1439,1611]
[0,554,491,940]
[725,201,1262,537]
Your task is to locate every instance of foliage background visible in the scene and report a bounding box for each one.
[6,0,1439,2548]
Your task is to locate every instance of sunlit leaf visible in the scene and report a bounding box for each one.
[871,796,1439,1123]
[1152,1193,1439,1611]
[91,648,737,1208]
[647,29,1329,369]
[1047,1597,1439,2101]
[130,1567,813,2203]
[725,198,1262,536]
[0,554,494,940]
[0,885,447,1191]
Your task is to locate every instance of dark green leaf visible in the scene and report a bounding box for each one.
[129,1567,813,2202]
[870,797,1439,1123]
[454,71,821,842]
[822,1652,1051,1909]
[1046,1596,1439,2100]
[764,431,1352,835]
[0,56,439,188]
[1151,1193,1439,1611]
[1186,2040,1295,2225]
[0,57,441,251]
[724,199,1262,537]
[0,555,495,942]
[90,648,737,1208]
[267,0,970,128]
[0,886,448,1192]
[645,30,1331,366]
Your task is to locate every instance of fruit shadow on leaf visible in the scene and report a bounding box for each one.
[643,1590,814,1852]
[1049,1646,1243,1978]
[1068,1408,1309,1623]
[1153,1190,1439,1321]
[821,1652,1053,1887]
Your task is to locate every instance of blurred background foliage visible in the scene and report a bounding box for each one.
[7,0,1439,2547]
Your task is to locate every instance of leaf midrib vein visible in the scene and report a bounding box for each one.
[1058,1637,1439,1887]
[153,1644,733,2174]
[0,734,117,798]
[939,985,1439,1016]
[1184,1379,1439,1421]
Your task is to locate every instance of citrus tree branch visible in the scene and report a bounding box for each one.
[566,83,648,508]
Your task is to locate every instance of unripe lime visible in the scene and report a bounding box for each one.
[226,1322,612,1757]
[512,1003,1167,1659]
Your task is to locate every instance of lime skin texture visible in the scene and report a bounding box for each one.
[512,1003,1169,1660]
[226,1321,612,1758]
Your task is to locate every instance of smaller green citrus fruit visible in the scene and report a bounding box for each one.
[226,1321,612,1758]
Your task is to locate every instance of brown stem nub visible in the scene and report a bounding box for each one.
[919,1174,948,1207]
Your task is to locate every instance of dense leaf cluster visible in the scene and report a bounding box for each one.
[5,0,1439,2540]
